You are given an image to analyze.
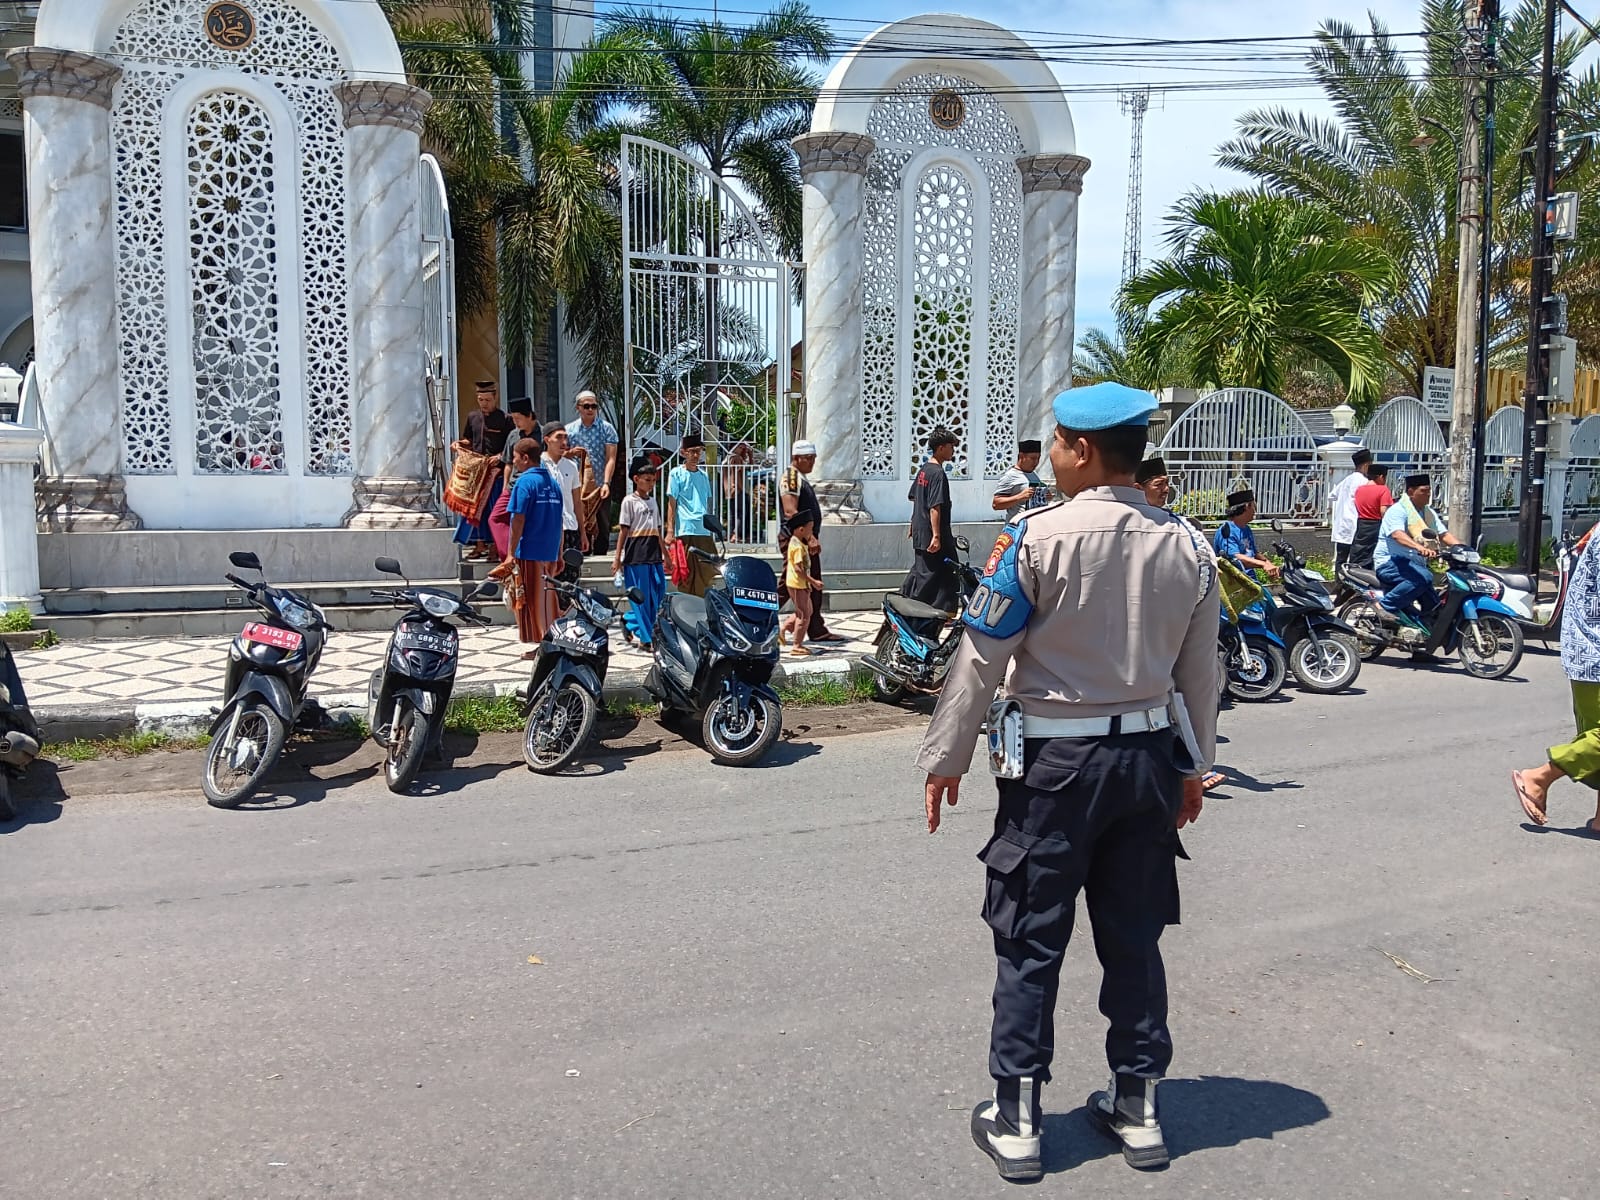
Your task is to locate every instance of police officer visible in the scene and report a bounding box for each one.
[918,382,1219,1182]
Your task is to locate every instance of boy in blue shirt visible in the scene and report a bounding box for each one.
[1212,488,1279,582]
[499,438,566,653]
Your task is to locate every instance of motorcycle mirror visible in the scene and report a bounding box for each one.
[956,534,971,552]
[229,551,262,573]
[1270,519,1284,533]
[1421,528,1440,541]
[471,579,499,601]
[1475,535,1485,552]
[563,547,583,568]
[374,556,403,577]
[627,587,646,603]
[703,513,727,540]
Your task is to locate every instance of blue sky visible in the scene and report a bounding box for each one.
[801,0,1424,339]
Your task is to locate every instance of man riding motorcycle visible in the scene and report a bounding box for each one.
[1375,472,1461,625]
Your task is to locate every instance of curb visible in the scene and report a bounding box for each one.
[32,653,875,743]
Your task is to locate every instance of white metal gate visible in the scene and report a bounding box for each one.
[1482,406,1524,520]
[419,154,458,505]
[1361,395,1450,513]
[1157,388,1323,524]
[620,136,794,548]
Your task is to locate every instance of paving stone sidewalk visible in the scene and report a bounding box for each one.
[13,610,888,726]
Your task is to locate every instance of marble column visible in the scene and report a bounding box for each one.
[0,424,45,612]
[6,47,139,531]
[1016,154,1092,444]
[335,81,446,529]
[794,131,875,524]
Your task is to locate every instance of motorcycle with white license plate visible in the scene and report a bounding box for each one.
[203,552,333,808]
[367,557,497,792]
[644,515,784,766]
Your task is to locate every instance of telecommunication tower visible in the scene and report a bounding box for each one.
[1119,87,1152,285]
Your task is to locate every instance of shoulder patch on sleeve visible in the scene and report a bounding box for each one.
[962,516,1034,639]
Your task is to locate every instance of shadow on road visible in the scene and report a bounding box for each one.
[1206,768,1304,796]
[1520,821,1600,841]
[1041,1075,1330,1175]
[1,760,66,833]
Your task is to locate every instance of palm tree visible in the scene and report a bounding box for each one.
[1215,0,1600,385]
[1073,318,1193,390]
[1120,191,1396,411]
[380,1,620,403]
[573,2,832,264]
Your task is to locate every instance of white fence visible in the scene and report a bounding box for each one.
[1158,388,1325,525]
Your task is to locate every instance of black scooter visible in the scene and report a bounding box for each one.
[203,552,332,809]
[0,637,40,821]
[645,515,784,766]
[520,549,636,774]
[1263,523,1362,693]
[368,557,497,792]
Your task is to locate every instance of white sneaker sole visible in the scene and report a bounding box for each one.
[970,1102,1042,1182]
[1087,1092,1170,1170]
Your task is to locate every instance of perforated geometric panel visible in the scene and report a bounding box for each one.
[909,164,974,476]
[185,90,283,473]
[109,0,350,476]
[861,72,1025,479]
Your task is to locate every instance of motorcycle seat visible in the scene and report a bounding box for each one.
[664,594,708,638]
[1342,567,1382,590]
[1478,567,1533,593]
[886,593,952,622]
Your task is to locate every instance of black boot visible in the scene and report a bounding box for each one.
[970,1075,1043,1182]
[1087,1074,1168,1169]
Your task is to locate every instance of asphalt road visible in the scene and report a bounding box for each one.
[3,647,1597,1199]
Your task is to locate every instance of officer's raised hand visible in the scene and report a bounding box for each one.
[926,773,960,832]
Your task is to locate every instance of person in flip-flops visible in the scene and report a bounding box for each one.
[1513,523,1600,835]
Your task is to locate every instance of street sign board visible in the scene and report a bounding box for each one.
[1422,365,1454,421]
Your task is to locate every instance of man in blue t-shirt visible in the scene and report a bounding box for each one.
[665,432,717,597]
[503,437,566,651]
[1212,488,1279,582]
[1374,472,1460,624]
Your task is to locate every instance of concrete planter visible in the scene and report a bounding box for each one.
[2,629,45,652]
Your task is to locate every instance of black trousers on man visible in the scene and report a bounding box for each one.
[979,731,1185,1095]
[901,549,961,614]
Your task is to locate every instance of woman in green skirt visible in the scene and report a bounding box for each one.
[1512,526,1600,834]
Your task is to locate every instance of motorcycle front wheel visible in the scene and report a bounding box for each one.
[202,701,286,808]
[384,704,429,793]
[1458,615,1524,680]
[869,629,909,704]
[523,681,597,774]
[703,693,782,766]
[1226,636,1287,702]
[1289,633,1361,693]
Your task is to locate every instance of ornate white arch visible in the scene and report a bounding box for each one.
[811,14,1075,155]
[1362,396,1447,453]
[34,0,406,81]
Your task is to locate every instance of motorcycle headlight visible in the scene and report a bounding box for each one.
[278,598,317,632]
[720,618,752,651]
[421,592,458,619]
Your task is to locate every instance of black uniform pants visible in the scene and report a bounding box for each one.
[979,731,1186,1087]
[901,549,961,614]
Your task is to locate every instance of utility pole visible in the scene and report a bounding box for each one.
[1469,2,1500,547]
[1119,87,1152,287]
[1447,2,1489,538]
[1516,0,1560,573]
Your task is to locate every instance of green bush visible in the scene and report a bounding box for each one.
[1174,489,1227,522]
[0,608,34,633]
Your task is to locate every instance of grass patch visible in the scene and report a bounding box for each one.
[778,673,875,707]
[49,730,209,761]
[606,698,658,721]
[1,607,35,633]
[443,693,523,735]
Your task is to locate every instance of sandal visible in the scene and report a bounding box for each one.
[1512,770,1547,826]
[789,646,813,657]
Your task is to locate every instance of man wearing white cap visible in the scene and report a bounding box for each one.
[778,440,844,643]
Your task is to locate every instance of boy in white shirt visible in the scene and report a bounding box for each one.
[542,422,587,581]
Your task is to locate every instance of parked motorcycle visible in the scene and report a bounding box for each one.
[202,552,332,808]
[644,515,784,766]
[1262,525,1362,693]
[521,550,636,774]
[861,535,981,704]
[0,636,41,821]
[1337,534,1525,679]
[367,557,497,792]
[1477,528,1581,648]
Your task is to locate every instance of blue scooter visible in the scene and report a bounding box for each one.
[862,535,981,704]
[1218,587,1288,702]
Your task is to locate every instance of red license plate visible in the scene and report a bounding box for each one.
[242,622,302,650]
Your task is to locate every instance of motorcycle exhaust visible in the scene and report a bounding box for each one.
[0,730,40,767]
[860,654,913,686]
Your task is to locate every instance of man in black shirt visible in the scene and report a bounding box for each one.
[778,439,844,643]
[901,427,961,613]
[453,380,515,559]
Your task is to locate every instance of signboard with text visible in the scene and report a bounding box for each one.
[1423,366,1454,422]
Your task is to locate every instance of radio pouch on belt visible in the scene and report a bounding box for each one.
[987,697,1024,779]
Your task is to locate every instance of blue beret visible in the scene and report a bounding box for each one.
[1051,382,1157,431]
